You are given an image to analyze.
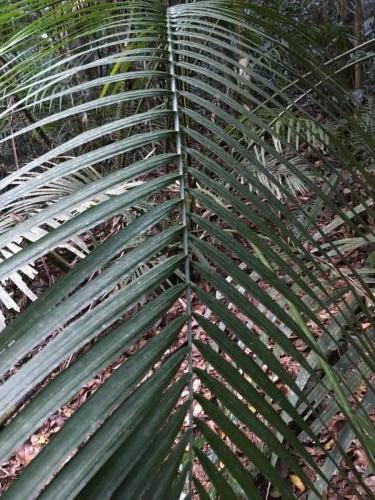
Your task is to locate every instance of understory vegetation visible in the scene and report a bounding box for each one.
[0,0,375,498]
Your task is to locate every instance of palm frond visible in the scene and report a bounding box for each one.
[0,1,374,498]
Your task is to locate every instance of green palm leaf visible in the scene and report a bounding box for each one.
[0,1,374,498]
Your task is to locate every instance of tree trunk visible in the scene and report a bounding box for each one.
[354,0,365,90]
